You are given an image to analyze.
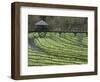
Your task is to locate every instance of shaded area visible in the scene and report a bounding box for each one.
[28,15,88,33]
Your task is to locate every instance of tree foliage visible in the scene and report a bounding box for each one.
[28,15,87,32]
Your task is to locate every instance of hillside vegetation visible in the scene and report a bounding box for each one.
[28,32,88,66]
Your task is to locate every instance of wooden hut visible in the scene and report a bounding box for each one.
[35,20,49,38]
[35,20,49,32]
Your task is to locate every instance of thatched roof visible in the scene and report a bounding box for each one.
[35,20,48,26]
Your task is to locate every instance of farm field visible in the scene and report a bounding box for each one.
[28,32,88,66]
